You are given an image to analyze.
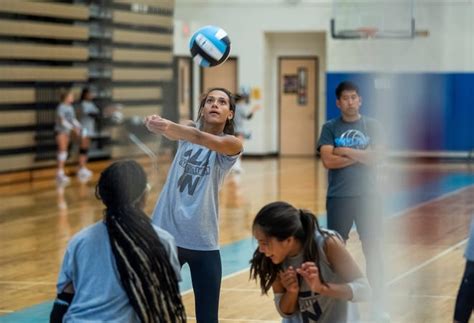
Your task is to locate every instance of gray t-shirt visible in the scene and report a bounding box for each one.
[79,100,100,136]
[56,221,180,323]
[317,116,382,197]
[275,229,354,323]
[55,103,78,133]
[152,140,239,250]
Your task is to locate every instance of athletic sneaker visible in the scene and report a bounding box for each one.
[56,173,71,185]
[77,167,93,181]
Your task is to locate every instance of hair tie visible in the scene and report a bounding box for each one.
[132,183,151,205]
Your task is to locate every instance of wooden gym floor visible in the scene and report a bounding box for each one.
[0,157,473,322]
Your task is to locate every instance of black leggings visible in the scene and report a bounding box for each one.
[178,247,222,323]
[454,260,474,323]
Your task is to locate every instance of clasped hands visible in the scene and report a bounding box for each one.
[279,262,325,294]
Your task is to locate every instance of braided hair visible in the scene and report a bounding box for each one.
[249,201,329,294]
[96,160,186,322]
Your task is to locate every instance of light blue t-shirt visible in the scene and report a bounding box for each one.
[152,140,239,251]
[56,221,181,323]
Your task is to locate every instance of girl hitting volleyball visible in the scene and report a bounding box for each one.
[250,201,371,323]
[145,87,242,323]
[50,160,186,323]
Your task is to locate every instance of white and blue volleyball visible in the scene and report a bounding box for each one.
[189,25,231,67]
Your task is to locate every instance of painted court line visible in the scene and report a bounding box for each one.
[0,281,55,286]
[388,238,468,286]
[181,267,251,295]
[390,184,473,218]
[221,288,260,292]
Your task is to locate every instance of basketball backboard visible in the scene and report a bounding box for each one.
[331,0,427,39]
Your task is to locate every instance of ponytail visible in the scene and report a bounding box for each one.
[298,209,328,287]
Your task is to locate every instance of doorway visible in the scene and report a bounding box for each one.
[279,57,318,156]
[176,56,193,122]
[200,57,238,94]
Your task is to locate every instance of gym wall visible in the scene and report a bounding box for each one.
[0,0,175,173]
[173,0,474,156]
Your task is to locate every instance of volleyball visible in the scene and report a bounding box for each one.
[189,25,231,67]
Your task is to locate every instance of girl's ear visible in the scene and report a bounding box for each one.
[284,236,294,246]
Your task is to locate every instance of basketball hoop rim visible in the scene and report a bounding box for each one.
[356,27,379,38]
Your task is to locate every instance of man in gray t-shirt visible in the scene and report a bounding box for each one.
[317,81,389,321]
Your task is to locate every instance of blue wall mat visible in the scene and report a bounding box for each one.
[326,73,474,151]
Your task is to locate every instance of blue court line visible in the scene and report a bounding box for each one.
[2,173,473,322]
[179,237,256,292]
[0,305,52,323]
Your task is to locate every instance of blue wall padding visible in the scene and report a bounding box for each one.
[326,73,474,151]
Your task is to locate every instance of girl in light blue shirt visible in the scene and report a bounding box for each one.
[51,160,186,322]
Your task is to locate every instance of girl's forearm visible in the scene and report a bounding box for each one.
[278,291,299,315]
[316,283,353,301]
